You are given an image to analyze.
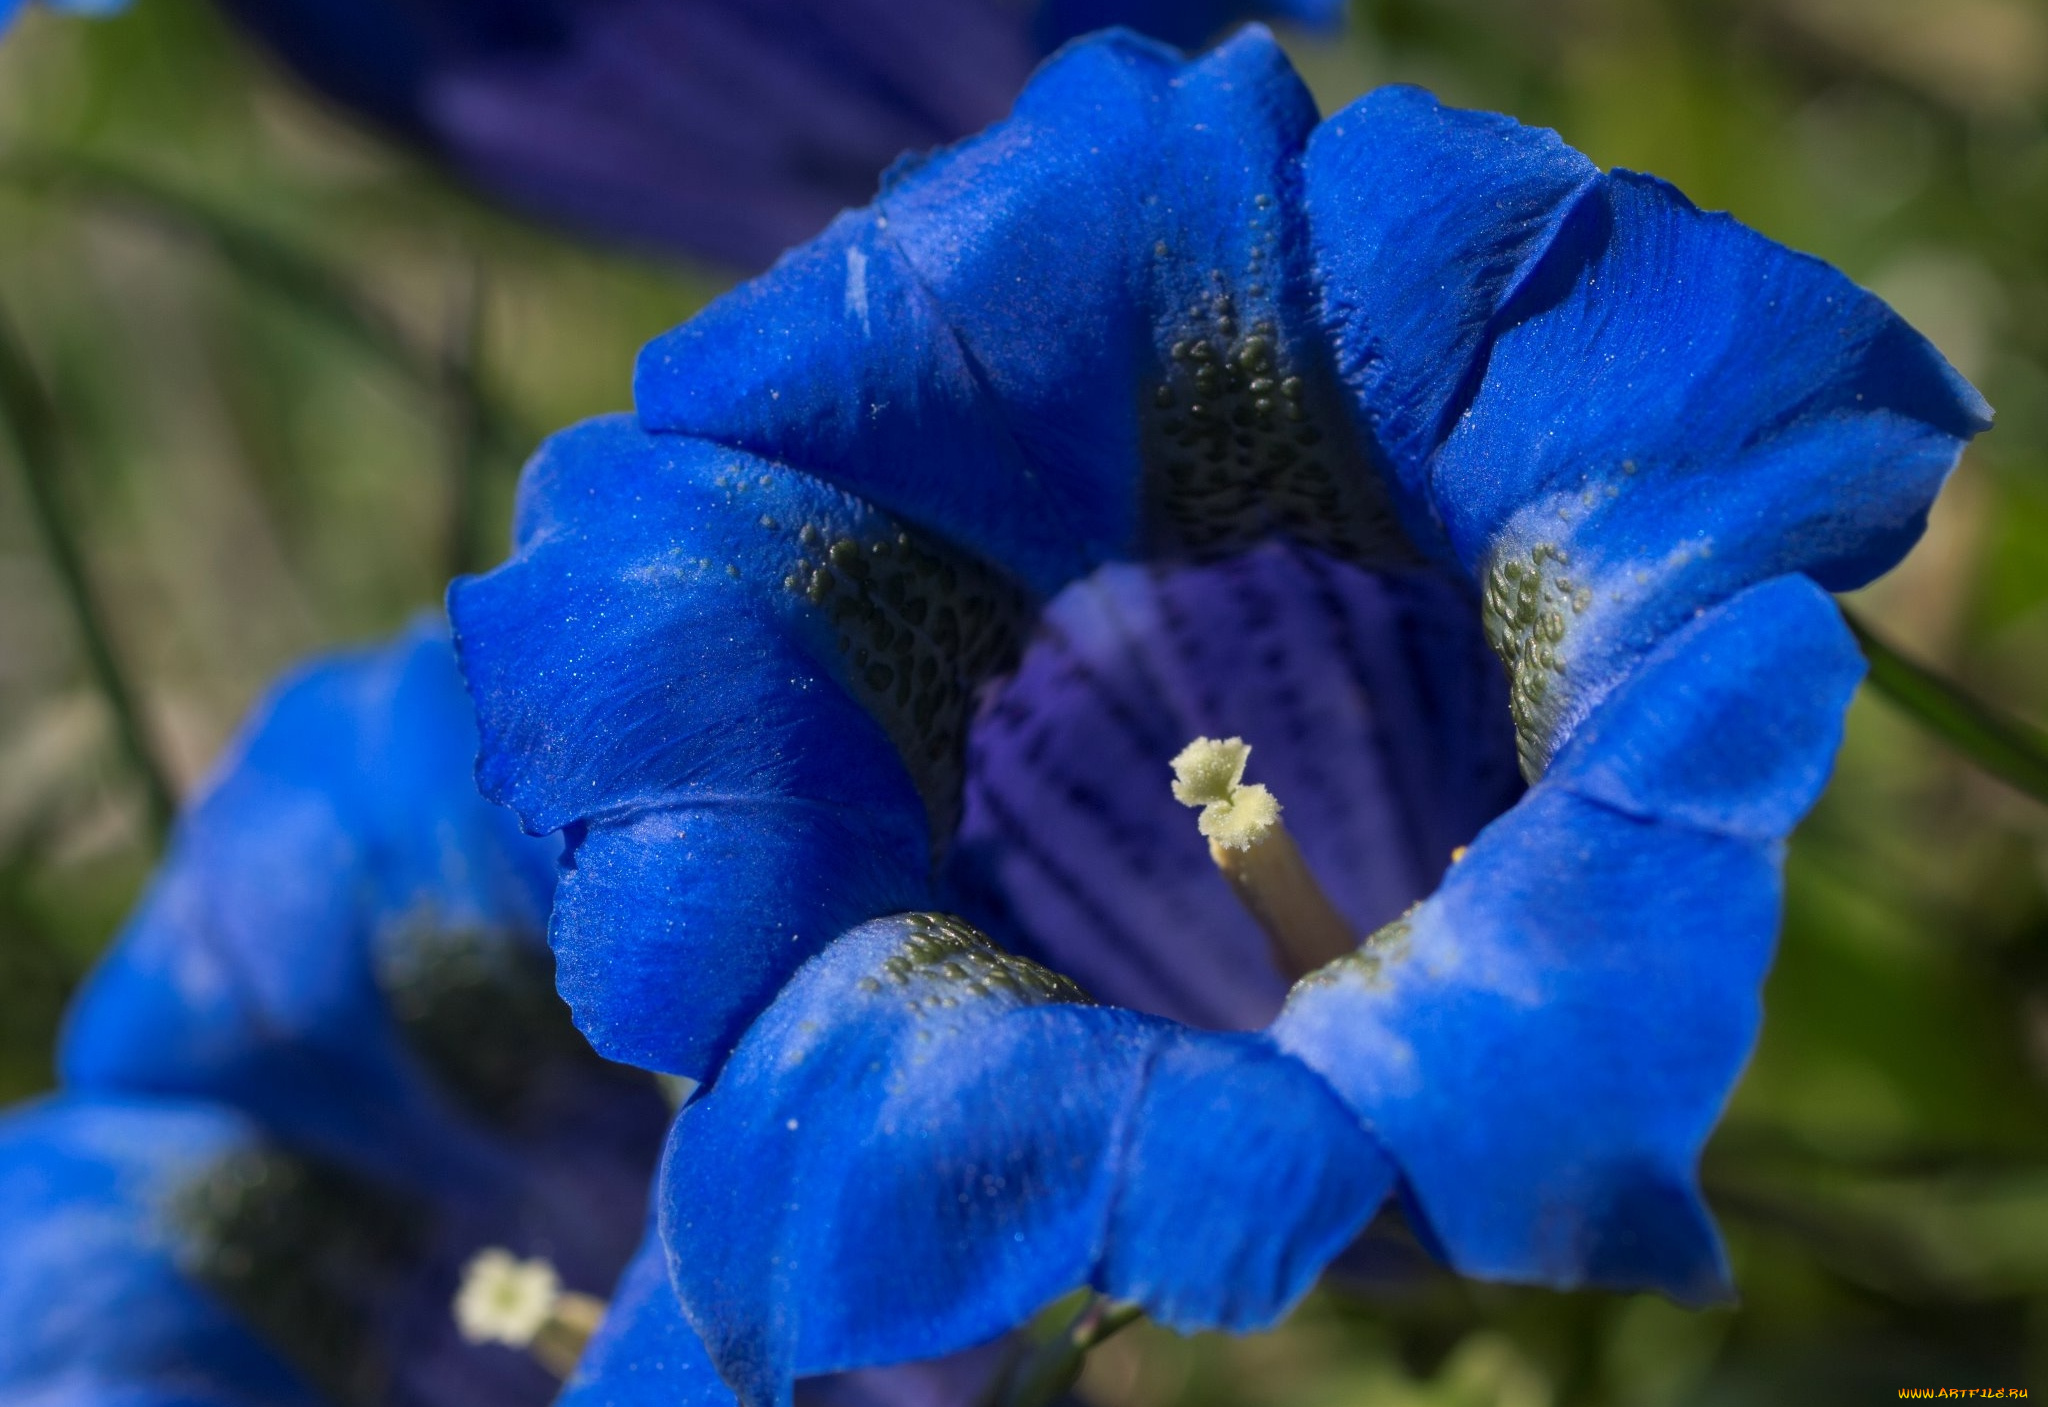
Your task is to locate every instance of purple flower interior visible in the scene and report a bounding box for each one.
[947,541,1523,1029]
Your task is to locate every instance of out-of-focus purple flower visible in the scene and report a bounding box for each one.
[212,0,1343,267]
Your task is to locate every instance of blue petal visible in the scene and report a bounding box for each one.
[863,24,1334,580]
[1096,1031,1393,1331]
[1303,86,1599,550]
[636,209,1077,591]
[564,1226,1019,1407]
[60,620,581,1189]
[947,543,1519,1031]
[633,28,1380,596]
[1270,576,1863,1303]
[476,420,935,842]
[1307,90,1987,770]
[1541,576,1868,840]
[0,1095,317,1407]
[451,417,961,1074]
[662,914,1389,1405]
[561,1228,739,1407]
[548,806,927,1079]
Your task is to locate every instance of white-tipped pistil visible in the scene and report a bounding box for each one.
[1171,736,1358,980]
[454,1249,605,1378]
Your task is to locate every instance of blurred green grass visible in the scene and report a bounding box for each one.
[3,0,2046,1401]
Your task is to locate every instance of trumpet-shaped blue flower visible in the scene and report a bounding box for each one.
[0,1086,637,1407]
[10,622,669,1407]
[210,0,1339,268]
[449,26,1991,1407]
[0,1094,324,1407]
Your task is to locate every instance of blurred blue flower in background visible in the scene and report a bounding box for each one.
[0,1095,333,1407]
[208,0,1341,268]
[1,622,669,1407]
[0,0,124,37]
[451,22,1991,1405]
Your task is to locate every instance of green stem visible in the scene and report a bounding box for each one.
[0,304,176,839]
[1843,608,2048,806]
[990,1297,1143,1407]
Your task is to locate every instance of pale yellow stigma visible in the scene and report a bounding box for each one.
[1170,737,1282,851]
[1171,736,1358,981]
[453,1249,605,1378]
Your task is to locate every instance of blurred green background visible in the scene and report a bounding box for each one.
[3,0,2047,1401]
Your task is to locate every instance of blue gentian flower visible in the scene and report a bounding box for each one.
[0,1094,325,1407]
[211,0,1339,268]
[0,1087,625,1407]
[448,26,1991,1406]
[10,621,669,1407]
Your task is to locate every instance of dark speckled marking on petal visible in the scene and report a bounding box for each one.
[769,505,1032,847]
[171,1147,427,1407]
[1143,236,1411,565]
[1480,541,1581,778]
[376,919,616,1129]
[872,911,1093,1015]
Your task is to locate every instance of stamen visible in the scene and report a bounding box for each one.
[1170,737,1359,981]
[453,1248,605,1378]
